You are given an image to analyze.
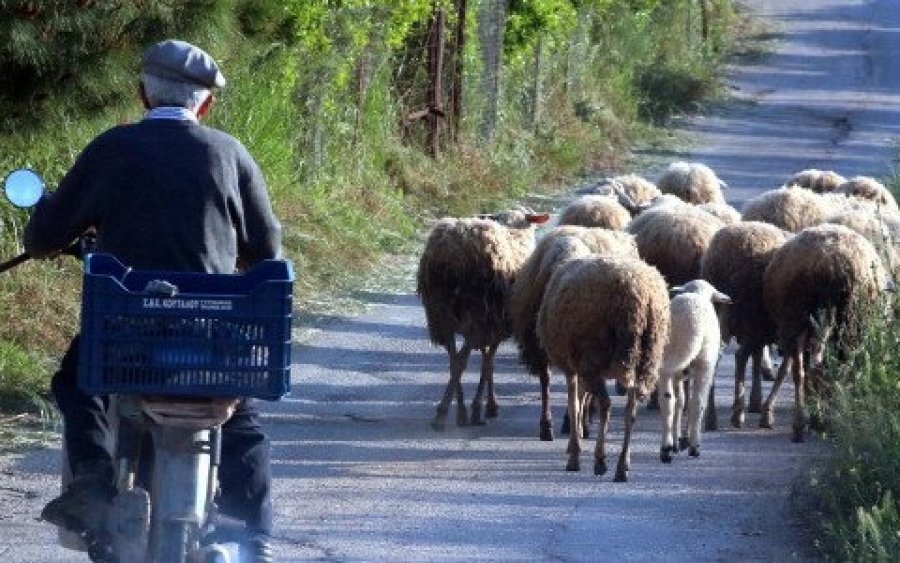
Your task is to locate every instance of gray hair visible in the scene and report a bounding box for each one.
[140,71,211,112]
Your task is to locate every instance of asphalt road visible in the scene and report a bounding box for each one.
[3,1,900,561]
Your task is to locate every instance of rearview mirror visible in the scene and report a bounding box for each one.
[4,169,45,208]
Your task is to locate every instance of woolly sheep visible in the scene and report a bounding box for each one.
[626,204,725,412]
[613,174,662,206]
[637,195,737,226]
[644,193,692,211]
[510,225,639,441]
[627,204,726,286]
[741,186,833,233]
[537,255,670,481]
[575,174,661,209]
[761,224,887,441]
[659,279,732,462]
[657,161,727,205]
[825,207,900,279]
[417,209,550,431]
[786,169,846,193]
[838,176,899,211]
[557,194,632,230]
[698,202,742,225]
[701,221,790,428]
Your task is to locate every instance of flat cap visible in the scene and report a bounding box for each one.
[141,39,226,89]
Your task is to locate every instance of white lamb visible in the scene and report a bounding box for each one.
[659,279,732,462]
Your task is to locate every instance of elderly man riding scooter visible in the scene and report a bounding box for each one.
[27,39,282,562]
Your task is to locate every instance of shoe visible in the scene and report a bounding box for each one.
[247,533,274,562]
[41,473,116,533]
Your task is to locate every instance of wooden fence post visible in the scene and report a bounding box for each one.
[426,7,446,157]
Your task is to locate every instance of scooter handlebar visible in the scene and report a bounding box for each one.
[0,251,31,273]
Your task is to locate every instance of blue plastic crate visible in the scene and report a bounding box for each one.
[78,254,294,400]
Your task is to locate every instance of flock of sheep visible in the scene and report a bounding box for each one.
[415,163,896,482]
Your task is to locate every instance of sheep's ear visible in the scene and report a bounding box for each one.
[719,179,729,189]
[712,290,732,305]
[609,180,639,213]
[526,212,551,224]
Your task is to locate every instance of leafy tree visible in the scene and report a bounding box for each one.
[0,0,233,127]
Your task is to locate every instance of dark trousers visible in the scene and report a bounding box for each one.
[52,336,273,536]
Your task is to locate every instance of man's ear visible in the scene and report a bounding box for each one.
[196,94,214,119]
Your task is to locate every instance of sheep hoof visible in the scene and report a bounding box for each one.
[660,446,674,463]
[470,405,484,426]
[759,410,774,429]
[792,426,805,443]
[566,459,580,472]
[762,367,775,382]
[730,411,744,429]
[613,467,628,482]
[594,460,608,476]
[539,420,554,441]
[560,414,571,435]
[688,446,700,458]
[615,381,627,396]
[647,395,660,411]
[748,398,762,414]
[485,401,499,419]
[678,437,690,451]
[455,407,469,427]
[581,427,591,440]
[704,414,718,432]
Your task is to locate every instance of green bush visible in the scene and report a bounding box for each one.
[0,339,51,412]
[811,262,900,560]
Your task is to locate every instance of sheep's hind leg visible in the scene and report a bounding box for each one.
[581,392,593,439]
[731,345,750,428]
[703,381,717,432]
[659,373,677,463]
[687,365,714,457]
[761,345,776,381]
[560,390,592,437]
[593,384,611,476]
[614,389,639,482]
[538,365,554,441]
[564,373,582,472]
[646,388,660,411]
[675,376,688,452]
[470,343,499,425]
[790,345,807,443]
[704,347,726,431]
[748,347,765,413]
[431,342,472,431]
[760,353,792,429]
[484,343,500,419]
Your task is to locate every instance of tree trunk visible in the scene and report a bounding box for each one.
[477,0,506,143]
[426,7,446,157]
[450,0,467,141]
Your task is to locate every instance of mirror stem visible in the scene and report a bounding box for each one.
[0,252,31,273]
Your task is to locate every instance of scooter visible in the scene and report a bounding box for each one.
[2,169,294,562]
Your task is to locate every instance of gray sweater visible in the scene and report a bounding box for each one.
[24,119,282,273]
